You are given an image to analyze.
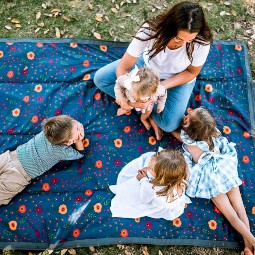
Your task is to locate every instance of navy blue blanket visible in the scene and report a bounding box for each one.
[0,39,254,250]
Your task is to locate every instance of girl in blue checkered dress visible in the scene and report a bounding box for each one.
[173,107,255,255]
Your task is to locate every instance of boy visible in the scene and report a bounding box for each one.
[0,115,85,205]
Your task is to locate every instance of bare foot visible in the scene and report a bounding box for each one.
[148,116,163,140]
[243,247,253,255]
[117,108,127,116]
[141,118,151,130]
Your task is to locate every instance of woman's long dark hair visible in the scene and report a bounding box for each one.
[135,1,213,61]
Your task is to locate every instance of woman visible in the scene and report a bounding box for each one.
[94,1,212,140]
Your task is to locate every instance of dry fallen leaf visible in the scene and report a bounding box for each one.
[36,12,41,19]
[35,28,41,33]
[93,32,101,39]
[224,1,231,5]
[5,25,12,30]
[38,22,45,27]
[142,246,149,255]
[62,15,71,22]
[220,11,226,16]
[68,248,76,255]
[111,7,118,13]
[55,27,61,38]
[43,29,49,34]
[158,250,163,255]
[89,246,95,252]
[60,249,68,255]
[87,2,93,9]
[96,16,103,22]
[15,24,22,28]
[11,18,20,23]
[42,3,47,9]
[44,13,53,17]
[231,10,237,16]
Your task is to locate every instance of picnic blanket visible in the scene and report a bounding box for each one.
[0,38,254,250]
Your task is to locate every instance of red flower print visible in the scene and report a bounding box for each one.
[145,222,153,229]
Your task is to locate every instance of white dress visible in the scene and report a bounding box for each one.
[110,150,191,220]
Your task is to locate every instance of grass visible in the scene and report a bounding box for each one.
[0,0,254,254]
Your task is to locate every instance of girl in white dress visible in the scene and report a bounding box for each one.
[173,107,255,255]
[110,149,191,221]
[114,66,167,136]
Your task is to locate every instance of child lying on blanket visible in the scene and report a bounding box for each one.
[172,107,255,255]
[0,115,85,206]
[114,66,167,139]
[110,148,191,220]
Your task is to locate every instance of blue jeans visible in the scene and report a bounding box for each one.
[94,57,195,132]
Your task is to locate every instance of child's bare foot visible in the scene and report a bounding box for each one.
[117,108,127,116]
[141,118,151,130]
[148,116,163,140]
[243,247,253,255]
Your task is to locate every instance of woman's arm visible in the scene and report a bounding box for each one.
[162,64,203,90]
[116,52,139,78]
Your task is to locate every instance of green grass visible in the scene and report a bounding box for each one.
[0,0,254,254]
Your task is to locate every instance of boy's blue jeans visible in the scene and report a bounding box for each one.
[93,57,195,132]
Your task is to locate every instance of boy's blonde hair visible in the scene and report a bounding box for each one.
[150,149,188,200]
[132,67,160,100]
[42,115,74,145]
[183,107,221,151]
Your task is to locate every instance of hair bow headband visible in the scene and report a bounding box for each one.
[124,65,140,91]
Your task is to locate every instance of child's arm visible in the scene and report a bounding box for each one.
[137,168,155,204]
[185,144,203,164]
[156,85,167,113]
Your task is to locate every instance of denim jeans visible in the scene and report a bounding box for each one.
[93,57,195,132]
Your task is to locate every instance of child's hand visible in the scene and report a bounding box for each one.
[115,99,124,106]
[77,121,84,141]
[136,169,148,181]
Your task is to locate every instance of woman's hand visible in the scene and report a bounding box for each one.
[129,100,152,110]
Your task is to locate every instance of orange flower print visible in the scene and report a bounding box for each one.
[31,115,39,123]
[95,160,103,168]
[149,136,156,145]
[208,220,217,230]
[187,107,193,113]
[123,126,131,133]
[34,84,42,92]
[0,51,4,58]
[42,182,50,191]
[83,60,90,67]
[243,131,250,139]
[9,220,17,231]
[23,95,30,103]
[7,70,14,78]
[72,228,80,238]
[125,111,132,115]
[83,138,90,147]
[6,42,14,45]
[58,204,67,214]
[242,156,250,164]
[18,204,26,214]
[252,206,255,215]
[70,42,78,48]
[120,229,128,238]
[114,139,122,148]
[83,74,91,80]
[94,92,101,100]
[204,84,213,92]
[94,203,102,213]
[214,206,221,214]
[85,189,93,196]
[173,218,182,227]
[12,108,20,117]
[135,218,140,223]
[27,51,35,60]
[223,126,231,134]
[100,45,107,52]
[36,43,43,48]
[235,45,242,51]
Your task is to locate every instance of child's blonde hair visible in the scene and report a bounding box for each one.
[150,149,188,200]
[131,67,160,100]
[42,115,74,145]
[183,107,221,151]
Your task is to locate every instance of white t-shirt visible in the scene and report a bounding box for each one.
[126,24,210,80]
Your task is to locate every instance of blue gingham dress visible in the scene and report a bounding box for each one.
[181,130,242,199]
